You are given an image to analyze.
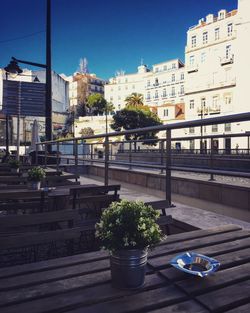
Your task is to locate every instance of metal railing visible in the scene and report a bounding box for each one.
[37,112,250,208]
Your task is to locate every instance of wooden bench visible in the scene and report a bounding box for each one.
[70,184,120,210]
[0,190,51,214]
[0,224,99,267]
[145,200,173,235]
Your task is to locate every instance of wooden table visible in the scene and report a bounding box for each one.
[0,224,249,313]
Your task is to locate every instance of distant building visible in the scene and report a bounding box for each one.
[65,73,106,109]
[105,60,185,112]
[0,68,69,144]
[184,0,250,150]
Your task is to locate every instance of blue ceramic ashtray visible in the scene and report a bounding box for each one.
[170,252,220,277]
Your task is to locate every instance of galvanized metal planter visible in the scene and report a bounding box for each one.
[30,181,41,190]
[110,249,148,289]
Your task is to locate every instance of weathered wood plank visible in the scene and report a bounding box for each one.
[141,300,209,313]
[176,263,250,296]
[225,303,250,313]
[0,274,166,313]
[148,230,250,266]
[197,280,250,312]
[0,249,107,279]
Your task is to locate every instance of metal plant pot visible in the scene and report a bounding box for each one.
[110,249,148,289]
[10,168,19,174]
[30,181,41,190]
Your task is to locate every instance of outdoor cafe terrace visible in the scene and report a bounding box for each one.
[0,111,249,313]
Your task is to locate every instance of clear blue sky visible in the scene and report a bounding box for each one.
[0,0,237,79]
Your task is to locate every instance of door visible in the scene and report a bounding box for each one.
[225,138,231,154]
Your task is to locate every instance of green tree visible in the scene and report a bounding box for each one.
[87,93,108,115]
[125,93,144,108]
[80,127,95,137]
[111,106,162,145]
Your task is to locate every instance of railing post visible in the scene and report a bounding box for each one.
[74,139,78,180]
[91,144,93,161]
[35,143,38,166]
[129,141,132,170]
[160,139,164,174]
[165,129,172,209]
[56,141,59,172]
[104,135,109,186]
[209,137,216,181]
[44,145,48,168]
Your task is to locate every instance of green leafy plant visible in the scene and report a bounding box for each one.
[28,166,46,182]
[8,159,20,169]
[95,200,164,252]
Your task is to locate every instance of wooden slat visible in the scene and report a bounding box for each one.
[225,303,250,313]
[148,230,250,266]
[0,274,165,313]
[196,280,250,312]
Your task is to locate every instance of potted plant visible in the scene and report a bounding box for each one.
[28,166,46,190]
[8,159,20,173]
[95,200,164,289]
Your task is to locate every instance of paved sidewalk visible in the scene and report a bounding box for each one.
[78,174,250,230]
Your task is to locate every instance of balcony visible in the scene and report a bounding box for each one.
[209,105,221,114]
[220,55,234,66]
[187,65,198,74]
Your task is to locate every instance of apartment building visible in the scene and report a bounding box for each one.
[66,73,106,108]
[185,0,250,150]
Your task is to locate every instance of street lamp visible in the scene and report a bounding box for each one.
[4,0,52,153]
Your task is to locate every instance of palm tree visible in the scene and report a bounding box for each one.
[125,93,144,108]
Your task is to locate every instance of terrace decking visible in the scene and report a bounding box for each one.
[0,224,249,313]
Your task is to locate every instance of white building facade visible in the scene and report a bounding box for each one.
[184,1,250,150]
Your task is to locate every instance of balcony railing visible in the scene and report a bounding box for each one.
[220,55,234,66]
[39,111,250,208]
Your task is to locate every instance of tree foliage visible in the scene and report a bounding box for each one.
[111,106,162,144]
[86,93,108,115]
[125,93,144,108]
[80,127,95,137]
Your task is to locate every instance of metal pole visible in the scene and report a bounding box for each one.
[56,141,59,172]
[160,139,164,174]
[165,129,172,209]
[74,139,78,180]
[200,107,203,154]
[209,137,216,181]
[104,136,109,186]
[129,141,132,170]
[45,0,52,149]
[16,81,21,161]
[5,115,9,156]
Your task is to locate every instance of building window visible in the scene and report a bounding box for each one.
[201,52,206,63]
[163,65,167,71]
[203,32,208,44]
[155,90,158,99]
[132,85,135,89]
[147,80,150,87]
[172,63,176,69]
[190,99,194,109]
[171,74,175,82]
[155,78,159,86]
[155,67,159,72]
[180,73,184,80]
[225,123,231,132]
[171,87,175,96]
[189,55,195,66]
[125,85,128,90]
[180,85,184,95]
[162,88,167,97]
[215,28,220,40]
[118,104,121,110]
[191,35,197,48]
[118,96,121,100]
[227,23,233,36]
[110,96,113,101]
[125,78,128,83]
[226,45,232,59]
[225,96,232,105]
[147,92,150,100]
[212,124,218,133]
[118,86,121,91]
[164,109,168,116]
[189,127,195,134]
